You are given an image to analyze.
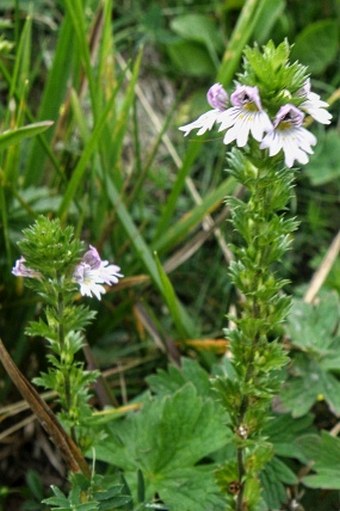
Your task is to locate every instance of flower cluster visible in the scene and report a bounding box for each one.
[179,80,331,168]
[12,245,123,300]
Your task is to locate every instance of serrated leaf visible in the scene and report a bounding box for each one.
[280,356,340,417]
[147,358,212,398]
[287,293,340,354]
[261,457,297,510]
[263,413,314,461]
[94,384,229,509]
[283,293,340,417]
[156,466,225,510]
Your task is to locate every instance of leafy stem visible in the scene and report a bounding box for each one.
[217,149,295,509]
[235,168,265,511]
[56,275,76,442]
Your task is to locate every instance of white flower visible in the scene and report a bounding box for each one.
[260,104,317,168]
[178,83,229,137]
[73,245,123,300]
[298,79,332,125]
[73,264,107,300]
[218,85,273,147]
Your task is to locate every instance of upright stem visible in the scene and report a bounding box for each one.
[56,275,76,442]
[233,167,270,510]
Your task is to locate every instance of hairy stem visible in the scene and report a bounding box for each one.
[57,275,76,442]
[234,168,269,510]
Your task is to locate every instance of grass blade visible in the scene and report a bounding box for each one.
[154,176,236,253]
[58,87,119,218]
[0,121,54,151]
[104,178,197,339]
[218,0,268,84]
[154,252,198,339]
[154,140,203,240]
[24,13,75,185]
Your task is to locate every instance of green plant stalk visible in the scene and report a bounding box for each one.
[56,275,76,442]
[235,167,268,510]
[224,150,295,510]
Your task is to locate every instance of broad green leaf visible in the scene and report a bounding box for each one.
[295,434,322,463]
[283,293,340,416]
[156,466,225,511]
[303,473,340,490]
[261,457,297,510]
[263,413,314,461]
[0,121,53,151]
[280,356,340,417]
[291,20,338,74]
[166,40,215,77]
[94,384,229,510]
[287,293,340,355]
[305,130,340,185]
[170,14,223,51]
[302,432,340,490]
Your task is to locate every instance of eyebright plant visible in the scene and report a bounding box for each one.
[180,40,331,511]
[12,216,123,451]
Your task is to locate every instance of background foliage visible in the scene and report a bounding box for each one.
[0,0,339,510]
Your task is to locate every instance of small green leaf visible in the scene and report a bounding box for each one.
[291,20,338,74]
[0,121,53,151]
